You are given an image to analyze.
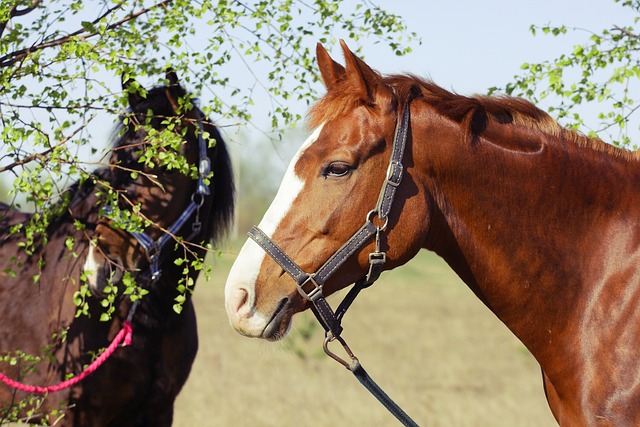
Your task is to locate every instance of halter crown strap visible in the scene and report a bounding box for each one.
[376,101,410,220]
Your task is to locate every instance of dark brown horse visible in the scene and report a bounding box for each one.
[0,73,234,426]
[225,40,640,426]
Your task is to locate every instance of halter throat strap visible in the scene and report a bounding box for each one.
[249,100,411,337]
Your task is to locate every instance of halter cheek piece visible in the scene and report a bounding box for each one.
[249,101,419,427]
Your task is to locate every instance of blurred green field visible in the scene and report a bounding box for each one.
[173,245,558,427]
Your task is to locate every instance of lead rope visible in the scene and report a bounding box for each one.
[322,331,419,427]
[0,321,132,394]
[251,226,419,427]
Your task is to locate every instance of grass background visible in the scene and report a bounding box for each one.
[173,245,558,426]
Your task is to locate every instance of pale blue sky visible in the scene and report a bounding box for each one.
[366,0,634,94]
[239,0,636,143]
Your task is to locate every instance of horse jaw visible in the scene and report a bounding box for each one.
[224,125,324,339]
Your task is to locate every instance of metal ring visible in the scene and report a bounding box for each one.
[191,192,205,208]
[366,209,388,231]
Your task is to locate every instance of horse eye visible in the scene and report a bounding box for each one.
[323,162,352,178]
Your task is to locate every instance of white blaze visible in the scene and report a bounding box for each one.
[224,125,324,329]
[83,241,100,291]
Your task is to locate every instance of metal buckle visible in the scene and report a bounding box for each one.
[196,157,212,196]
[199,157,211,176]
[196,178,210,196]
[368,251,386,265]
[298,274,323,301]
[146,242,160,262]
[386,160,403,187]
[365,251,386,285]
[100,205,114,217]
[147,244,162,282]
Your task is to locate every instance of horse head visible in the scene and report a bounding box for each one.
[225,41,430,340]
[84,71,222,295]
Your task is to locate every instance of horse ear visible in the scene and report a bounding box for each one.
[340,39,382,103]
[316,43,346,90]
[122,75,144,108]
[163,70,181,113]
[165,69,179,87]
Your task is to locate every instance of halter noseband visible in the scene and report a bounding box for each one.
[249,100,410,340]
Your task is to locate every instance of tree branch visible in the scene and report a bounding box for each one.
[0,0,42,38]
[613,25,640,40]
[0,0,172,68]
[0,114,95,174]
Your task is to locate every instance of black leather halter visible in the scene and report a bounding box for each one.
[249,103,408,337]
[249,101,419,426]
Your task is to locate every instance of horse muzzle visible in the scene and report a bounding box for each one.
[225,285,294,340]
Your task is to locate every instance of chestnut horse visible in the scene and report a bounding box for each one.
[225,40,640,426]
[0,73,234,426]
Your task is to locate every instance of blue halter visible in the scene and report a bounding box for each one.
[129,110,211,284]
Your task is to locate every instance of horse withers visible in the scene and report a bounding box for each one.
[225,40,640,425]
[0,72,234,426]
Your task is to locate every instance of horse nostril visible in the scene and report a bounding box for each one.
[232,288,252,318]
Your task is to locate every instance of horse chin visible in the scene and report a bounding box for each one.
[261,298,294,341]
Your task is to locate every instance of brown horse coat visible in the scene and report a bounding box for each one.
[225,41,640,426]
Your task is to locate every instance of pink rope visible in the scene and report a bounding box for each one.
[0,320,133,394]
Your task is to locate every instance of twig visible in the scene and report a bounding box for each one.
[613,25,640,41]
[0,114,96,174]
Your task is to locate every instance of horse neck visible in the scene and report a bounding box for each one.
[413,103,640,360]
